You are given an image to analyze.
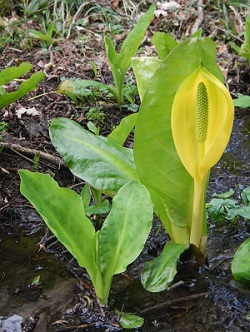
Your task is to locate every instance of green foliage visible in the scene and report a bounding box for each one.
[207,186,250,287]
[239,11,250,63]
[49,36,230,292]
[119,313,144,329]
[29,20,61,47]
[31,274,41,286]
[142,242,189,292]
[49,117,139,195]
[0,62,44,110]
[229,11,250,63]
[24,0,48,14]
[207,187,250,222]
[86,107,105,126]
[0,121,8,139]
[19,170,153,305]
[233,93,250,108]
[56,5,155,105]
[151,32,178,60]
[232,238,250,284]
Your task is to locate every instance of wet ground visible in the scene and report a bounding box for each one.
[1,2,250,331]
[1,111,250,331]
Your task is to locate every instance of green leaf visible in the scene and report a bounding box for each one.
[134,38,223,242]
[49,117,139,194]
[190,29,202,38]
[0,62,32,86]
[19,171,96,267]
[207,198,239,222]
[151,32,178,59]
[104,36,121,102]
[119,5,155,76]
[0,72,44,110]
[119,313,144,329]
[56,78,117,101]
[236,206,250,219]
[241,187,250,205]
[131,57,161,100]
[20,170,105,300]
[108,113,138,145]
[29,29,49,42]
[232,238,250,284]
[85,200,111,216]
[26,0,48,13]
[233,93,250,108]
[31,275,41,286]
[99,181,153,296]
[142,242,189,292]
[81,184,91,208]
[212,189,234,199]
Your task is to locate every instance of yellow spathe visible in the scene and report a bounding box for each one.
[171,66,234,184]
[171,66,234,252]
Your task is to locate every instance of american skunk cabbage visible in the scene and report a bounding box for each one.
[171,66,234,251]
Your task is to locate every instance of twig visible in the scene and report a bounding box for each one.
[191,0,204,34]
[216,27,244,43]
[54,323,96,331]
[66,2,92,39]
[140,292,208,314]
[0,142,65,167]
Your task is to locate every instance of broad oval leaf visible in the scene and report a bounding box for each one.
[232,238,250,284]
[99,181,153,276]
[134,38,224,243]
[19,170,102,293]
[49,117,139,194]
[119,313,144,329]
[142,242,189,292]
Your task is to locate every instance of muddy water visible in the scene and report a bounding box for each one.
[0,237,76,331]
[1,115,250,331]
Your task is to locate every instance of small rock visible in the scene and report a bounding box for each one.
[0,314,23,332]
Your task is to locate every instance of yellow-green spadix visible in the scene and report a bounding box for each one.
[171,66,234,183]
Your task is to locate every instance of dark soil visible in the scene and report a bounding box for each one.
[1,1,250,331]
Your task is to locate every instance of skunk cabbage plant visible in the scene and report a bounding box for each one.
[171,66,234,252]
[20,35,234,296]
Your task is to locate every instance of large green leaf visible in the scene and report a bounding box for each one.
[99,181,153,296]
[232,238,250,284]
[19,170,102,291]
[49,117,138,194]
[142,242,189,292]
[134,38,223,243]
[0,72,44,110]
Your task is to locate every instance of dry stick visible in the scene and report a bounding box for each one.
[66,2,93,39]
[0,142,65,167]
[140,292,208,314]
[191,0,204,34]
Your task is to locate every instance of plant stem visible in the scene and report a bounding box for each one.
[190,173,207,253]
